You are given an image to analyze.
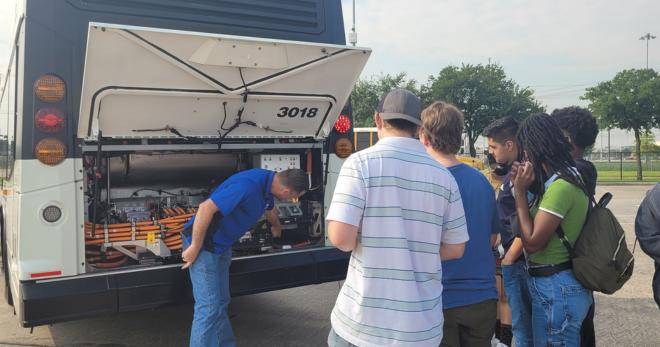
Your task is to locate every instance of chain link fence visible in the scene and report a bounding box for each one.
[588,150,660,182]
[469,150,659,183]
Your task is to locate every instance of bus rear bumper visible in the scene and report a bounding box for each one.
[18,247,348,327]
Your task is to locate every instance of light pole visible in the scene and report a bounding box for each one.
[348,0,357,46]
[639,33,656,69]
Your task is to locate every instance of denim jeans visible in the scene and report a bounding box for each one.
[502,259,534,347]
[527,269,593,347]
[183,238,236,347]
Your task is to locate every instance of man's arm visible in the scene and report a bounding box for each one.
[181,199,218,269]
[491,234,499,247]
[265,208,282,238]
[440,242,465,260]
[502,237,523,265]
[328,220,358,252]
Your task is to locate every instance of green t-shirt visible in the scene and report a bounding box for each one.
[529,178,588,265]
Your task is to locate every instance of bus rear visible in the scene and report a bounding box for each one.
[0,0,369,327]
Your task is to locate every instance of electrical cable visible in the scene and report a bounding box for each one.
[84,209,195,268]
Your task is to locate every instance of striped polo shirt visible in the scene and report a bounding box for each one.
[327,136,469,347]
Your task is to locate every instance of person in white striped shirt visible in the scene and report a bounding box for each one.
[326,89,469,347]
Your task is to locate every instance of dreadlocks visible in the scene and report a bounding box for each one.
[517,113,587,206]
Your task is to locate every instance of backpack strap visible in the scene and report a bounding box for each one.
[554,191,606,259]
[555,225,576,258]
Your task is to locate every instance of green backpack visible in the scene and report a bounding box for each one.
[556,192,634,294]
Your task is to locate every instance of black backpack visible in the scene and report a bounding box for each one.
[556,192,634,294]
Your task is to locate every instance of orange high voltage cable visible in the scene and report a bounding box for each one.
[85,210,193,268]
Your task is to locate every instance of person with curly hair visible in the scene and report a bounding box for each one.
[551,106,599,347]
[551,106,599,196]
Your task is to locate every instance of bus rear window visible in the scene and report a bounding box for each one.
[67,0,326,34]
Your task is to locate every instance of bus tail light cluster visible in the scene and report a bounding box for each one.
[334,138,353,158]
[33,74,67,166]
[333,114,353,158]
[34,74,65,102]
[333,114,351,134]
[35,108,65,133]
[35,139,66,166]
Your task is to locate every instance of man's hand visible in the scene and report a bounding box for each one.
[270,225,282,238]
[265,208,283,239]
[181,244,201,269]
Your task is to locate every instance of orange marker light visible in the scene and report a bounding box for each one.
[34,74,66,103]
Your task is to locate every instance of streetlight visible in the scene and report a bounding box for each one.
[639,33,656,69]
[348,0,357,46]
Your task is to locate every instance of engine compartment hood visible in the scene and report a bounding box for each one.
[78,23,371,140]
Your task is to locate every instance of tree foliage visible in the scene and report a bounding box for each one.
[349,64,543,156]
[350,73,418,127]
[582,69,660,180]
[421,63,544,156]
[640,132,659,153]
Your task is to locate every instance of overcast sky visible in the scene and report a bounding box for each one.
[340,0,659,112]
[1,0,658,146]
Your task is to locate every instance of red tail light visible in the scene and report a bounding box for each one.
[334,114,351,134]
[35,108,65,133]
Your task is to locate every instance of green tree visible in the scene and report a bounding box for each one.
[583,69,660,180]
[351,73,418,127]
[422,63,544,157]
[640,132,659,153]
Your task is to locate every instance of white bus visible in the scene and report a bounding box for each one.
[0,0,369,327]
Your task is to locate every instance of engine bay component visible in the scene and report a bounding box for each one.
[83,150,325,272]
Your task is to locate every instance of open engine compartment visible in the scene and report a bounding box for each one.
[82,147,327,272]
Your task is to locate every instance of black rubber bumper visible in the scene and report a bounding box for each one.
[18,247,349,327]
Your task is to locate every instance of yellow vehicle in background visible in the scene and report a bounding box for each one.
[354,127,486,169]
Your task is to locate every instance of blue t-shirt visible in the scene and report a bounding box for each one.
[183,168,275,254]
[442,164,501,309]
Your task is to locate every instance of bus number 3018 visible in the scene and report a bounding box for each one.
[276,107,319,118]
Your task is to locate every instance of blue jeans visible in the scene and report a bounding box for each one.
[502,260,534,347]
[528,269,593,347]
[183,238,236,347]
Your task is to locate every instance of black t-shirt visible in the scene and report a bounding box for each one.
[576,159,597,196]
[496,174,516,251]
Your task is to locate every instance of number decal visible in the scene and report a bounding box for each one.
[277,107,289,117]
[288,107,300,118]
[307,108,318,118]
[275,107,320,118]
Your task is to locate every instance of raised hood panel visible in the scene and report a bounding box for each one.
[78,23,370,140]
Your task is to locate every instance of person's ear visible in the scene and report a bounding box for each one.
[505,140,514,152]
[375,112,383,129]
[419,129,428,146]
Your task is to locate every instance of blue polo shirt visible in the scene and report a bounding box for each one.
[442,164,501,309]
[183,169,275,254]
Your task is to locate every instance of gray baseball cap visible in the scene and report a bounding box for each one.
[376,89,422,126]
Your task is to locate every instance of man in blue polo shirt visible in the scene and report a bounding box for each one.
[181,168,308,347]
